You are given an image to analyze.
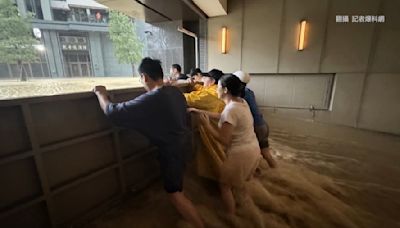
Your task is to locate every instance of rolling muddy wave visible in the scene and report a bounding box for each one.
[183,161,367,228]
[87,130,400,228]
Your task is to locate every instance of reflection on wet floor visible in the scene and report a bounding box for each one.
[86,129,400,228]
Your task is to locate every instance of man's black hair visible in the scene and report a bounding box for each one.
[172,64,182,73]
[138,57,164,81]
[219,74,245,97]
[208,69,224,83]
[190,68,202,76]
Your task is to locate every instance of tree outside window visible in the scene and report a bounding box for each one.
[0,0,39,81]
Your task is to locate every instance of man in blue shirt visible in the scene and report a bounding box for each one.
[93,57,204,228]
[234,70,277,168]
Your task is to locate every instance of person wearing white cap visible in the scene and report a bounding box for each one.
[233,70,277,168]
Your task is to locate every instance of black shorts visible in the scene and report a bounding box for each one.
[254,123,270,149]
[158,153,185,193]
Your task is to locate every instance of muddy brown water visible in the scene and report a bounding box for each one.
[85,129,400,228]
[0,78,142,100]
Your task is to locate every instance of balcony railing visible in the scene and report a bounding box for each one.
[52,9,109,23]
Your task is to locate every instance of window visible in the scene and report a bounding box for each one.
[52,9,69,21]
[25,0,44,19]
[0,1,166,100]
[71,8,89,22]
[0,52,50,79]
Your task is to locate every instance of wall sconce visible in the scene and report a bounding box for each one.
[298,20,307,51]
[221,26,227,54]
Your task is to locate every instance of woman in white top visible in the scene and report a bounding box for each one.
[199,74,262,215]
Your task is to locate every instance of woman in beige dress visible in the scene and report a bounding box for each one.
[199,74,262,215]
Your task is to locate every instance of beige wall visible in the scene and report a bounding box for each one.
[207,0,243,72]
[207,0,400,135]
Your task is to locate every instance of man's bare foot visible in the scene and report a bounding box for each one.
[261,148,277,168]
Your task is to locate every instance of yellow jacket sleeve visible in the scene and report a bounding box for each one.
[184,89,225,113]
[192,84,203,91]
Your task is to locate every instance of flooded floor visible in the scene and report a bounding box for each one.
[85,127,400,228]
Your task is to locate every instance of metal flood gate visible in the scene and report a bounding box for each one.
[0,87,175,227]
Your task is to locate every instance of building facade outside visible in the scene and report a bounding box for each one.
[0,0,188,79]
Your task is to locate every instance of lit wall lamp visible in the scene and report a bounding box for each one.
[298,20,307,51]
[221,26,227,54]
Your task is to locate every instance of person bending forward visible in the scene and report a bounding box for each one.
[199,74,262,215]
[93,58,204,228]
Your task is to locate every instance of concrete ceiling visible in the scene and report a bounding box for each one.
[192,0,227,17]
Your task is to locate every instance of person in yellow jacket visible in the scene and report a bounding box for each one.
[185,68,205,92]
[190,68,203,84]
[185,69,225,113]
[184,69,226,180]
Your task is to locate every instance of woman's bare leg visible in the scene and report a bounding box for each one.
[219,183,235,215]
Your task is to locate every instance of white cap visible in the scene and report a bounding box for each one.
[233,70,251,84]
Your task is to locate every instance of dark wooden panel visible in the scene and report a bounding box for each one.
[119,130,150,158]
[142,0,200,21]
[0,106,31,158]
[52,169,120,225]
[124,151,160,187]
[0,202,51,228]
[0,158,42,211]
[43,135,116,189]
[0,87,180,227]
[30,97,111,146]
